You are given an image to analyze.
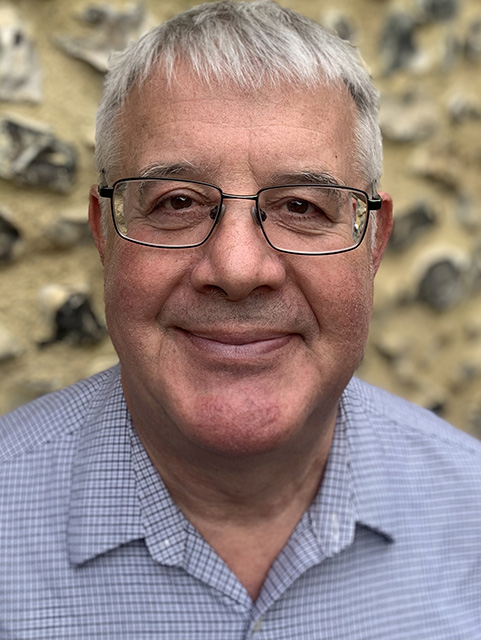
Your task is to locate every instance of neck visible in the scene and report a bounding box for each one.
[155,431,333,522]
[132,406,337,600]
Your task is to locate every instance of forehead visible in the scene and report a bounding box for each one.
[116,67,360,187]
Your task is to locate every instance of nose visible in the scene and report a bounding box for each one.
[190,199,287,301]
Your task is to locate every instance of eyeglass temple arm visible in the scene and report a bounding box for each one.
[368,195,383,211]
[98,186,113,198]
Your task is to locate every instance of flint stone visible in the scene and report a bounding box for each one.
[415,248,470,310]
[0,207,22,262]
[426,398,446,417]
[455,192,481,231]
[470,243,481,292]
[447,92,481,124]
[380,91,439,142]
[44,208,91,249]
[464,314,481,340]
[410,143,460,189]
[373,328,411,361]
[450,343,481,391]
[416,0,459,22]
[391,359,447,416]
[440,31,464,70]
[55,3,151,73]
[464,18,481,62]
[0,115,77,192]
[0,4,42,103]
[379,10,419,75]
[388,200,436,252]
[322,10,358,44]
[38,284,105,346]
[0,323,22,362]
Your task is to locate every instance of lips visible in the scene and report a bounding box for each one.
[177,328,294,359]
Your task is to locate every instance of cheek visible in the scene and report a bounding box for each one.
[102,244,191,335]
[299,255,374,345]
[103,247,146,330]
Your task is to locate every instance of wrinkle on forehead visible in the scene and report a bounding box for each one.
[124,63,356,126]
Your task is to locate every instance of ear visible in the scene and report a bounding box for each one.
[370,191,393,275]
[88,184,107,264]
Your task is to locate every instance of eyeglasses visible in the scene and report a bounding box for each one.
[98,178,382,255]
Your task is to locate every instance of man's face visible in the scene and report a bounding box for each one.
[90,69,392,458]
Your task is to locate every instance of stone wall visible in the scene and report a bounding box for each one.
[1,0,481,438]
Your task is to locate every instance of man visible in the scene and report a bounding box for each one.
[1,1,480,637]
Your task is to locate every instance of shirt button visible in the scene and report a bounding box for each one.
[253,618,263,632]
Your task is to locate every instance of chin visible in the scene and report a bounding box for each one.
[178,395,300,458]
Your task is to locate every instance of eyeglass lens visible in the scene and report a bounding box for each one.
[112,179,369,253]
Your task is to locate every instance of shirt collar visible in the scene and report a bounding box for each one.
[307,377,396,560]
[128,423,191,567]
[340,377,398,542]
[68,367,198,569]
[68,366,144,566]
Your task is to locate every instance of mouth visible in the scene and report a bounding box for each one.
[176,328,295,359]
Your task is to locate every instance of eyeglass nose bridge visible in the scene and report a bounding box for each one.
[214,192,265,227]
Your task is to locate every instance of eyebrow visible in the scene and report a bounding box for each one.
[267,170,344,187]
[138,161,219,180]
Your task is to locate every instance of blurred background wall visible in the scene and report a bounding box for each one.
[1,0,481,438]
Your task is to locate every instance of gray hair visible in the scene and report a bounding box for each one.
[95,0,382,192]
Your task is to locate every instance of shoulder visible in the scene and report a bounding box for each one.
[0,365,121,463]
[344,378,481,462]
[345,376,481,478]
[342,378,481,559]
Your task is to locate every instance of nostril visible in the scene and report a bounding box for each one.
[204,284,228,298]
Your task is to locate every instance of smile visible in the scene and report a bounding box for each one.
[177,329,295,359]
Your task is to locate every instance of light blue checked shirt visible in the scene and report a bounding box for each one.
[0,365,480,638]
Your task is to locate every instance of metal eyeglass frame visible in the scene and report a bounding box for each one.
[98,177,383,256]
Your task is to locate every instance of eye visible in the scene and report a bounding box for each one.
[286,199,311,214]
[165,195,193,210]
